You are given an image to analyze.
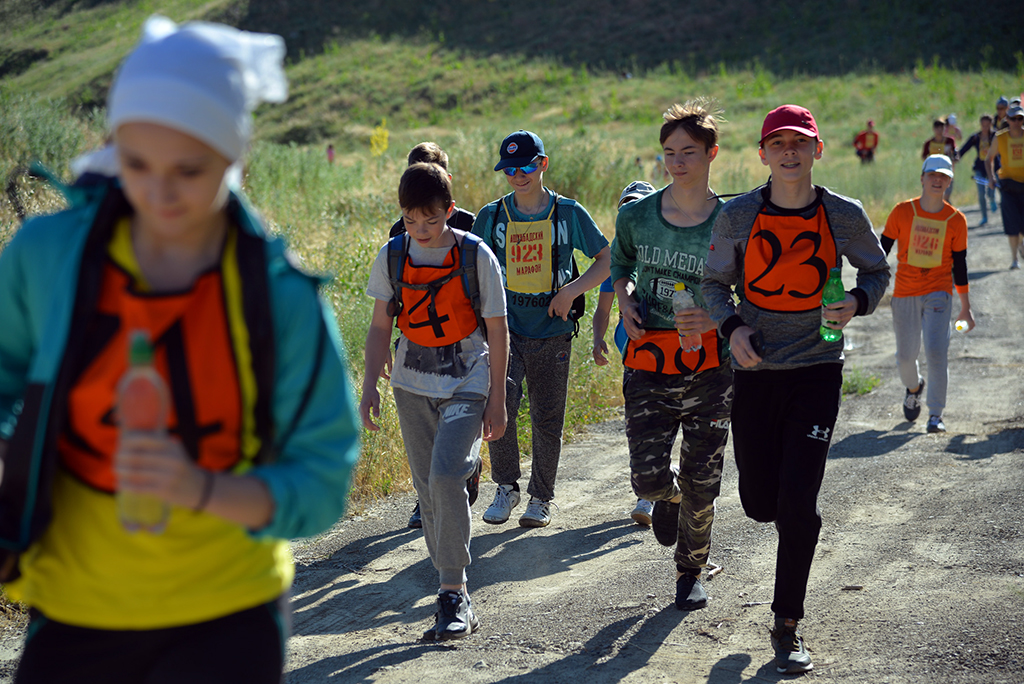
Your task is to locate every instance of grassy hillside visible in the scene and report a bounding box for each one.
[1,0,1022,502]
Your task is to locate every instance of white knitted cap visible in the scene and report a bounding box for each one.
[107,15,287,162]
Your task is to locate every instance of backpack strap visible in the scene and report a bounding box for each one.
[456,231,487,339]
[386,232,410,318]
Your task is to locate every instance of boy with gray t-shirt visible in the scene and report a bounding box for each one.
[360,163,508,641]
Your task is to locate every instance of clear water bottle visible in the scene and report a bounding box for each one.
[820,267,845,342]
[672,283,703,352]
[116,330,170,534]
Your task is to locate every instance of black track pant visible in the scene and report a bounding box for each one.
[16,595,288,684]
[731,364,842,621]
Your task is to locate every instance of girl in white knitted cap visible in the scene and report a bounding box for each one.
[0,16,359,683]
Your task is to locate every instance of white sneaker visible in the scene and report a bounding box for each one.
[519,497,553,528]
[482,484,521,524]
[630,498,654,526]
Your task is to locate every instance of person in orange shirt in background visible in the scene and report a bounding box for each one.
[882,155,974,435]
[853,120,879,163]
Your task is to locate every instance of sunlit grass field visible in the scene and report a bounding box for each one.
[2,28,1021,503]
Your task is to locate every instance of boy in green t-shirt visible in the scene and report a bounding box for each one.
[610,100,733,612]
[473,130,610,528]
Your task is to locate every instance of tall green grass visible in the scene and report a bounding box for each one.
[2,56,1020,502]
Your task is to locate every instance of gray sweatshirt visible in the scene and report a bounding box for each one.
[701,185,890,371]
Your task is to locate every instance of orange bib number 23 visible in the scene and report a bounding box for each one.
[744,206,837,312]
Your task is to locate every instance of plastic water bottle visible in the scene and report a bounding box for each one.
[954,320,969,333]
[672,283,703,352]
[820,267,845,342]
[116,331,170,533]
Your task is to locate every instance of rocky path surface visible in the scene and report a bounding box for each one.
[279,203,1023,683]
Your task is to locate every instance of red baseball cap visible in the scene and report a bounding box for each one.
[760,105,818,143]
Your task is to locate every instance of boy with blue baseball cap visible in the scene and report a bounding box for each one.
[473,130,610,528]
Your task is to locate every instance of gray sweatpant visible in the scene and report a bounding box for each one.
[393,388,485,586]
[488,332,573,502]
[891,291,952,417]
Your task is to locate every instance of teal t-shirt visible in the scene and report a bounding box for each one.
[473,189,609,339]
[610,188,723,330]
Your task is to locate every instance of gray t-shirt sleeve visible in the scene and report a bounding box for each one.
[365,244,393,302]
[476,241,507,320]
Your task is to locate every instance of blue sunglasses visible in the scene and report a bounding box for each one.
[502,161,541,177]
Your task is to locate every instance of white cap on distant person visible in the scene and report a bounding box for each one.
[922,154,954,178]
[107,15,288,163]
[618,180,656,208]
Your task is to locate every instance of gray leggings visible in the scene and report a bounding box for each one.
[393,388,485,586]
[891,291,951,417]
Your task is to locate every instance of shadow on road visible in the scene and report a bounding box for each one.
[827,429,919,459]
[946,426,1024,460]
[290,519,643,636]
[286,641,439,683]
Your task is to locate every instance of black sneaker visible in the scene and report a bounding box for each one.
[902,379,925,422]
[927,415,946,433]
[770,617,813,674]
[467,458,482,506]
[408,502,422,529]
[651,499,680,546]
[675,573,708,610]
[434,590,479,641]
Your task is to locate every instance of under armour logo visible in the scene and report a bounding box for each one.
[442,403,473,423]
[807,425,831,442]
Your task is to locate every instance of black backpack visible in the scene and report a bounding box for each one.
[385,230,487,339]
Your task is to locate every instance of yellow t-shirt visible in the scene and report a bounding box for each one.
[996,129,1024,183]
[5,219,292,629]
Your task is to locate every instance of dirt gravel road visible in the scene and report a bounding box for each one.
[0,204,1021,684]
[281,202,1023,684]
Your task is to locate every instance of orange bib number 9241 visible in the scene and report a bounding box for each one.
[743,207,837,313]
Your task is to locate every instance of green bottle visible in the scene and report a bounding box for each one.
[820,267,844,343]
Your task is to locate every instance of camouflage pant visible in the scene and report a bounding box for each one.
[623,363,733,572]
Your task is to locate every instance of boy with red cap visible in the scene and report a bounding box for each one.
[701,105,890,674]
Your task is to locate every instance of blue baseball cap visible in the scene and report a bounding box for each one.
[494,130,545,171]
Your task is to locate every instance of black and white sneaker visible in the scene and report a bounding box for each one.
[927,415,946,433]
[770,617,813,674]
[903,380,924,422]
[408,502,422,529]
[675,573,708,610]
[467,458,482,506]
[434,590,479,641]
[651,499,680,546]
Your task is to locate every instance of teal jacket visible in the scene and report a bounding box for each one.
[0,176,360,574]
